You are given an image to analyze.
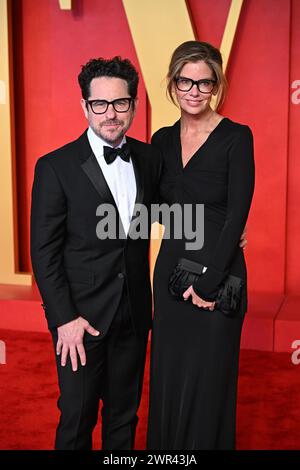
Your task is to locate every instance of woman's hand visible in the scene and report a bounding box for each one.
[239,225,247,249]
[183,285,215,311]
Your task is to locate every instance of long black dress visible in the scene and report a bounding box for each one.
[147,117,255,450]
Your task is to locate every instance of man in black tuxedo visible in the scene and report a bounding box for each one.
[30,57,161,450]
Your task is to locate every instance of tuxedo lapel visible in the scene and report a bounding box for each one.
[81,153,115,204]
[77,131,114,204]
[77,132,146,240]
[78,131,126,239]
[127,137,144,208]
[126,138,146,240]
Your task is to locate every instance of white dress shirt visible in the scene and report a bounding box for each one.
[87,127,137,236]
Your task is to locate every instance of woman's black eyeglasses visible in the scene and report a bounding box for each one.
[175,77,216,94]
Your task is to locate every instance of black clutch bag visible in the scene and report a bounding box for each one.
[168,258,243,315]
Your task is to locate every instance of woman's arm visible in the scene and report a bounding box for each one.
[193,125,255,301]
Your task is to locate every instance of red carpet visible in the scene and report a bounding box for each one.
[0,328,300,450]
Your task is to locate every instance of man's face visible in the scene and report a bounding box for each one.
[81,77,137,146]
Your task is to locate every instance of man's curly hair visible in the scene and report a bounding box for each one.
[78,56,139,100]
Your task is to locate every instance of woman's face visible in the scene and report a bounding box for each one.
[174,60,216,116]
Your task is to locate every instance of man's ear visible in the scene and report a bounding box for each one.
[80,98,89,119]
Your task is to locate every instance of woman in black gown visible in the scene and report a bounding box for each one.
[147,41,255,450]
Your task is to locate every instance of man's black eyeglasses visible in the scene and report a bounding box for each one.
[86,98,133,114]
[175,77,216,94]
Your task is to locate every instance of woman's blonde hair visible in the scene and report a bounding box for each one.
[167,41,227,111]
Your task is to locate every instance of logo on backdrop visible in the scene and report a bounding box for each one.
[0,340,6,365]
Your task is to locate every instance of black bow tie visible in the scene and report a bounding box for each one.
[103,144,130,164]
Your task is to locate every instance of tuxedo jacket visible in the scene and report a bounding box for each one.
[30,130,161,337]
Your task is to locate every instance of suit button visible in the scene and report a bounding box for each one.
[118,273,125,279]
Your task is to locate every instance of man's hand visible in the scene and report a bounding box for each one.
[239,225,247,249]
[183,285,215,311]
[56,317,100,372]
